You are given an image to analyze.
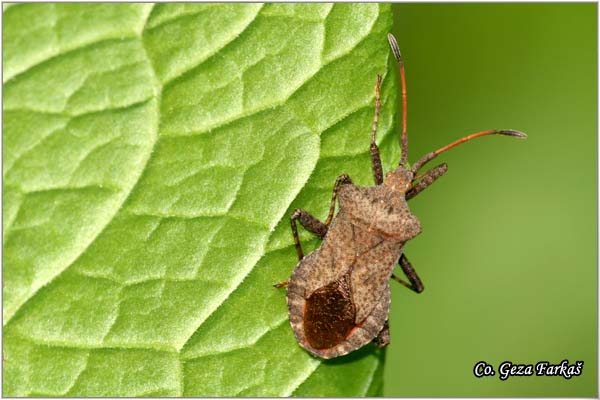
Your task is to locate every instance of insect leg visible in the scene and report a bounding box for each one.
[373,320,390,348]
[370,75,384,185]
[406,163,448,200]
[391,254,424,293]
[290,209,326,261]
[290,174,352,261]
[325,174,353,225]
[276,209,324,289]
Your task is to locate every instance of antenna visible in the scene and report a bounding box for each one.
[411,130,527,173]
[387,33,408,166]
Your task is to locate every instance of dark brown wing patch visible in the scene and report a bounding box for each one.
[304,274,356,349]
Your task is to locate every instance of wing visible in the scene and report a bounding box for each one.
[303,273,355,349]
[350,223,403,323]
[293,209,358,296]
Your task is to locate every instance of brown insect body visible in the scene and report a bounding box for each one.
[287,169,418,358]
[277,33,526,359]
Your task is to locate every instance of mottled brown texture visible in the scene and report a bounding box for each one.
[279,33,525,359]
[374,320,390,348]
[338,184,421,241]
[406,163,448,200]
[290,208,326,260]
[293,209,328,238]
[395,254,424,293]
[286,267,391,359]
[285,186,417,358]
[304,274,355,349]
[290,175,353,261]
[325,174,353,225]
[349,223,403,323]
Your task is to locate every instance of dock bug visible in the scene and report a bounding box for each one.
[275,33,526,359]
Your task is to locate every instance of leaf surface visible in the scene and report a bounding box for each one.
[3,3,397,396]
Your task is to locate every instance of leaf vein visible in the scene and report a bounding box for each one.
[169,22,378,138]
[3,37,161,326]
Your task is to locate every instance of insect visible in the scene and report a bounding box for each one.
[275,33,526,359]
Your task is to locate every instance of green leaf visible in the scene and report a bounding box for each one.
[3,3,397,396]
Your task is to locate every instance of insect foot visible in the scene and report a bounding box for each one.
[276,33,526,359]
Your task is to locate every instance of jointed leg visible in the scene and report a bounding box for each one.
[406,163,448,200]
[290,174,353,261]
[290,209,327,261]
[276,175,352,288]
[325,174,353,225]
[391,254,424,293]
[373,320,390,348]
[370,75,384,185]
[277,211,328,288]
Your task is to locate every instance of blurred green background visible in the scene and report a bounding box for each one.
[384,3,596,397]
